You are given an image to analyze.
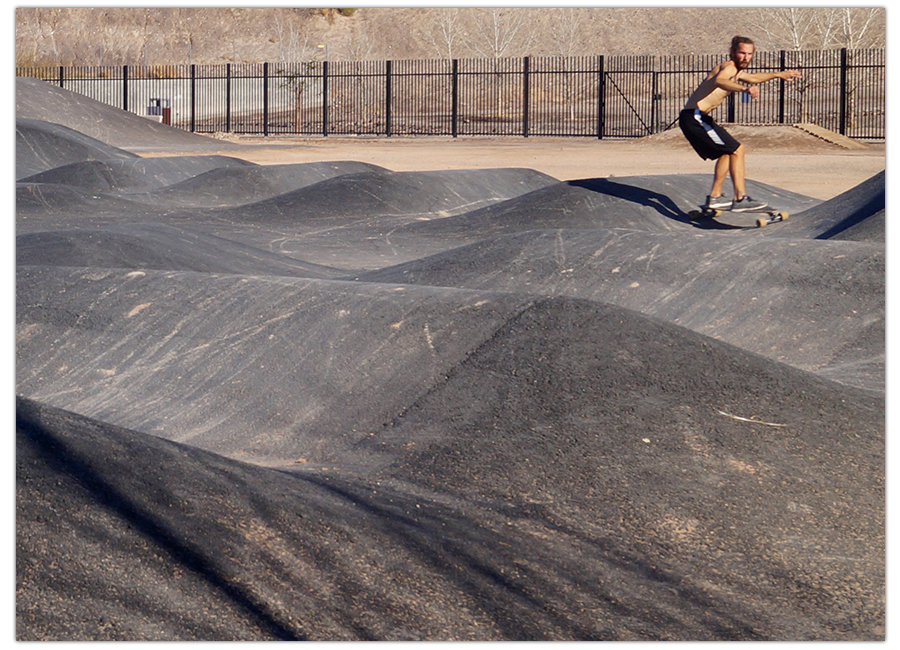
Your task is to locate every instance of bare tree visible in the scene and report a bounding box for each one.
[15,9,47,66]
[836,9,885,132]
[751,7,885,51]
[30,7,62,66]
[462,9,536,123]
[422,8,465,59]
[467,8,535,59]
[167,8,202,65]
[547,7,588,58]
[344,26,378,61]
[272,10,316,64]
[751,7,822,51]
[750,7,885,127]
[836,7,884,50]
[546,7,594,121]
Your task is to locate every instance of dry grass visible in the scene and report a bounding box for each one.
[15,7,885,68]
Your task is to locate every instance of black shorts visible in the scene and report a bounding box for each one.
[679,109,741,160]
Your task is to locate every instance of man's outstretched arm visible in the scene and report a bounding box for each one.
[739,69,802,85]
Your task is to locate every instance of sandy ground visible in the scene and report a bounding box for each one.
[191,130,885,202]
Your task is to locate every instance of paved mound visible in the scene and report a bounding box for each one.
[355,228,884,392]
[18,155,259,191]
[15,78,885,641]
[768,171,885,240]
[15,157,561,271]
[120,161,391,207]
[16,77,235,152]
[16,266,535,461]
[18,293,884,640]
[16,224,346,278]
[396,174,818,240]
[830,209,884,243]
[16,118,140,179]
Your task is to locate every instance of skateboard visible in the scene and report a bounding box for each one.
[689,205,789,228]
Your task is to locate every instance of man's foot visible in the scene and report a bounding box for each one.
[704,195,732,210]
[731,195,768,212]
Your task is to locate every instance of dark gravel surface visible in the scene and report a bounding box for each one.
[16,78,885,641]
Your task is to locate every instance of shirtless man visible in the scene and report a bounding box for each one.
[680,36,801,212]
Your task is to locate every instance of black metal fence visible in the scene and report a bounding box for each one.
[17,48,885,141]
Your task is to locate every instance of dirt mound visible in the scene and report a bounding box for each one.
[640,123,869,152]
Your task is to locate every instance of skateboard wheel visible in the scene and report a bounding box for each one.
[780,212,789,221]
[756,218,767,228]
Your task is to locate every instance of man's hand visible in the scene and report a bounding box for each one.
[747,85,760,100]
[781,69,801,81]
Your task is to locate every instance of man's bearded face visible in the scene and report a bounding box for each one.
[732,43,755,69]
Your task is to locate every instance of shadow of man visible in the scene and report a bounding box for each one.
[568,178,741,230]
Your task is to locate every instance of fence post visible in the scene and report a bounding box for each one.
[190,64,196,132]
[596,55,605,139]
[263,62,269,137]
[385,60,392,137]
[225,63,232,133]
[451,59,459,138]
[58,65,64,88]
[778,50,786,124]
[322,60,329,137]
[522,56,530,137]
[839,48,848,135]
[122,65,128,112]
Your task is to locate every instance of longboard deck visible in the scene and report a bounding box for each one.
[689,207,789,228]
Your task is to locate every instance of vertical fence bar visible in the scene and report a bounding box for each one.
[522,56,530,137]
[839,48,848,135]
[189,64,196,132]
[122,65,128,112]
[262,61,269,137]
[322,60,329,137]
[385,59,392,136]
[225,63,231,132]
[597,55,605,138]
[778,50,786,124]
[451,59,459,137]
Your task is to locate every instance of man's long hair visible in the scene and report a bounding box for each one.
[730,35,755,54]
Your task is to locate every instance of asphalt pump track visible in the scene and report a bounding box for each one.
[16,77,885,641]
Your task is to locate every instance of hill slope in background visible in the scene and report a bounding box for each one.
[15,74,884,641]
[15,7,885,67]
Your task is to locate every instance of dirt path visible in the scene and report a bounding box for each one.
[180,126,885,201]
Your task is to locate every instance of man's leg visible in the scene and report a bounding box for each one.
[710,153,730,198]
[710,144,746,201]
[728,144,746,200]
[726,144,767,211]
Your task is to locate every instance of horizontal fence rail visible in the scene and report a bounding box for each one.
[17,48,885,141]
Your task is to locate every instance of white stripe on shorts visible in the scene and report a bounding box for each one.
[692,109,725,146]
